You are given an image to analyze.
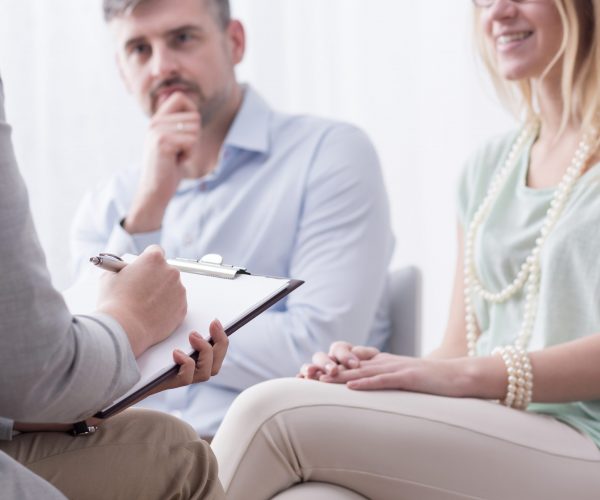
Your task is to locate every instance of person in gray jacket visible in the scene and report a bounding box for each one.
[0,77,227,499]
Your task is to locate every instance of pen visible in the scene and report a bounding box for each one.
[89,253,249,279]
[90,253,127,272]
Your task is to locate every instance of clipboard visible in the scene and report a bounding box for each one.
[63,254,303,418]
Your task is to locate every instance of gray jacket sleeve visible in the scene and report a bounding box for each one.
[0,79,140,423]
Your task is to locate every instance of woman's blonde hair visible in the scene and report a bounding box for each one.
[474,0,599,133]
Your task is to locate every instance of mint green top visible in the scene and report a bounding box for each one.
[458,129,600,448]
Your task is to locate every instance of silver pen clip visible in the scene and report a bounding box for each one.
[167,253,248,279]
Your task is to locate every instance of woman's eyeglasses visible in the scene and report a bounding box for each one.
[472,0,530,7]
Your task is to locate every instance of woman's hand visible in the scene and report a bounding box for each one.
[298,341,380,380]
[318,353,505,398]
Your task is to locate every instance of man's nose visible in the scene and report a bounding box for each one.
[150,45,180,78]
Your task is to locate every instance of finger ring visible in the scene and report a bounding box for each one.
[176,122,184,131]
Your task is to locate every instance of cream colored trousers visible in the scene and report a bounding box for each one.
[0,409,225,500]
[212,378,600,500]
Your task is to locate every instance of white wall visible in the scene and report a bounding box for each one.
[0,0,514,354]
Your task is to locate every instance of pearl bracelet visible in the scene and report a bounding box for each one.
[492,345,533,410]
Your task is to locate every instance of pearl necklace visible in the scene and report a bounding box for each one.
[464,122,596,356]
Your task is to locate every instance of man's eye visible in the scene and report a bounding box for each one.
[175,32,192,44]
[131,44,150,56]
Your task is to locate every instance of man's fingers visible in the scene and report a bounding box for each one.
[153,122,200,136]
[155,91,198,116]
[140,244,166,259]
[151,112,201,134]
[151,133,199,160]
[172,348,195,387]
[208,319,228,375]
[189,332,214,382]
[165,322,229,390]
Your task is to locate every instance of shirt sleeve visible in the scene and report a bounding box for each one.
[0,82,140,423]
[69,173,162,278]
[211,124,394,389]
[0,417,14,441]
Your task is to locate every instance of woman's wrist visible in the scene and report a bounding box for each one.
[460,355,508,400]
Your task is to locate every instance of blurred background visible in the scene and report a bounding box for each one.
[0,0,514,354]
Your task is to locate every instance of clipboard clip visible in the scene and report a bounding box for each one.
[168,253,249,279]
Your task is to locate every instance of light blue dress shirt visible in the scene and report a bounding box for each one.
[71,86,394,435]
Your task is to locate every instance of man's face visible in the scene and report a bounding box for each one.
[111,0,243,124]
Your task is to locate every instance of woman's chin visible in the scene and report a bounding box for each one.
[499,66,532,83]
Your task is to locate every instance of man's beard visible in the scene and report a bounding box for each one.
[149,76,205,115]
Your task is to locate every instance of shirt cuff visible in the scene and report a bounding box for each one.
[105,219,162,256]
[0,416,16,441]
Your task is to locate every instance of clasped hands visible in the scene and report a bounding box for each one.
[298,341,480,397]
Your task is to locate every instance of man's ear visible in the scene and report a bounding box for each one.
[115,53,132,94]
[227,20,245,65]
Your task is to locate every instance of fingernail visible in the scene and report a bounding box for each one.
[174,349,186,357]
[214,319,223,329]
[191,332,203,341]
[348,358,359,368]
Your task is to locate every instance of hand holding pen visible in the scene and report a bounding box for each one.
[91,246,228,383]
[93,246,187,356]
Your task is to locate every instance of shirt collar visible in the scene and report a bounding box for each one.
[173,85,271,194]
[223,84,271,154]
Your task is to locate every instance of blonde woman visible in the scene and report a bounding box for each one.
[212,1,600,498]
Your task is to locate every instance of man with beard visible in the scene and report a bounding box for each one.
[71,0,394,438]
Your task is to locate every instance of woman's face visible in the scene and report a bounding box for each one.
[480,0,564,81]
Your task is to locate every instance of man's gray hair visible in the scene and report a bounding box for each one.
[102,0,231,29]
